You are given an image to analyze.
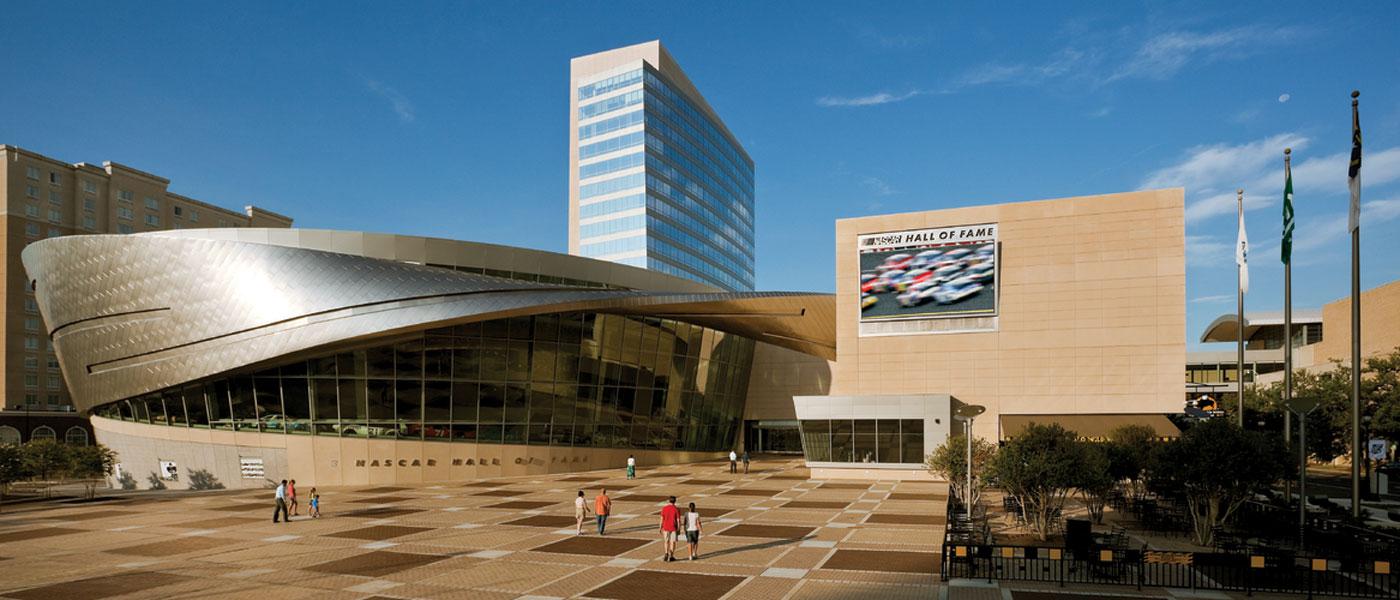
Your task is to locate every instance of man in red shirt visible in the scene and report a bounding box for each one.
[659,496,682,562]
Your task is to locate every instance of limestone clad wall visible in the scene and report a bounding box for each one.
[832,189,1186,441]
[94,416,725,489]
[1314,279,1400,365]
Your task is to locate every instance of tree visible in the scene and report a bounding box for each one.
[1106,424,1157,501]
[987,423,1084,541]
[925,433,997,508]
[1364,348,1400,452]
[1076,442,1116,524]
[0,444,29,507]
[66,445,117,499]
[22,439,69,495]
[1145,418,1290,546]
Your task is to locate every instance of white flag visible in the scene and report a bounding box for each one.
[1236,204,1249,294]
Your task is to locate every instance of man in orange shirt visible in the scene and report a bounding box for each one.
[594,488,612,535]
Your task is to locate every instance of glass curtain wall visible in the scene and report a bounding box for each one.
[798,419,925,464]
[93,313,754,453]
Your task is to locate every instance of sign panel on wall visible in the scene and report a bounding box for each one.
[240,457,265,480]
[158,460,179,481]
[858,223,998,322]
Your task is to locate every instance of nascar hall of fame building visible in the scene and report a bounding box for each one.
[22,229,835,488]
[795,188,1186,479]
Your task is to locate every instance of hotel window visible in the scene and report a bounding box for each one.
[83,180,98,194]
[46,339,53,352]
[24,223,40,237]
[23,356,38,369]
[25,317,40,332]
[117,189,133,203]
[118,224,133,234]
[26,166,40,179]
[144,196,159,210]
[47,357,59,370]
[24,204,40,218]
[189,209,200,222]
[48,209,62,223]
[48,228,61,238]
[145,214,161,226]
[49,189,62,204]
[82,216,96,230]
[49,172,61,185]
[26,185,39,198]
[48,376,61,390]
[24,297,38,313]
[117,207,133,220]
[83,198,96,211]
[173,205,183,217]
[218,219,228,227]
[25,374,38,388]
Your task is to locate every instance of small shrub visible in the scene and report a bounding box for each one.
[146,472,166,490]
[117,471,137,491]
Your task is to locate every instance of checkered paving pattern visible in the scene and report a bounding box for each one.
[0,459,948,599]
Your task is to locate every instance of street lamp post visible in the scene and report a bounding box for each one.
[1286,395,1319,549]
[952,404,987,511]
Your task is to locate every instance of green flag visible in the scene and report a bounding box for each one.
[1282,156,1293,264]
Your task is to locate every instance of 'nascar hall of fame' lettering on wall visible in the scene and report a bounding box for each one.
[858,223,998,322]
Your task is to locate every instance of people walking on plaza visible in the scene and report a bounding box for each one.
[729,450,738,474]
[626,454,636,479]
[287,479,298,516]
[659,496,682,561]
[272,479,289,523]
[574,490,590,535]
[309,488,321,518]
[742,451,750,474]
[595,487,612,535]
[685,502,702,560]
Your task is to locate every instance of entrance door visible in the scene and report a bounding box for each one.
[744,420,803,454]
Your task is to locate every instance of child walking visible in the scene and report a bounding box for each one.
[309,488,321,518]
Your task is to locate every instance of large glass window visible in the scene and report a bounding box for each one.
[800,419,926,464]
[95,312,754,453]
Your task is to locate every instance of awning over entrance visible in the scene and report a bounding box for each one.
[999,414,1180,441]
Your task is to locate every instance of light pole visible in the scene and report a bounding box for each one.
[1286,394,1319,549]
[952,403,986,511]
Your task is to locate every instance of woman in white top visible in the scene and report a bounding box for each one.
[574,490,590,535]
[685,502,702,560]
[626,455,636,479]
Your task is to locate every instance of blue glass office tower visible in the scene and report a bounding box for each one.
[569,41,755,291]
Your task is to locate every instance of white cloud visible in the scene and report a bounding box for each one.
[1142,133,1400,224]
[1186,235,1232,267]
[1191,294,1234,304]
[861,176,898,196]
[1107,26,1299,83]
[1141,133,1308,214]
[366,80,415,122]
[816,90,922,108]
[1088,107,1113,118]
[1278,93,1291,103]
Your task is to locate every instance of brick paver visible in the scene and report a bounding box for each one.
[0,458,950,599]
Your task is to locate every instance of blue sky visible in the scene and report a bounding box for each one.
[3,1,1398,351]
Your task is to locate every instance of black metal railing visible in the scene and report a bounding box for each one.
[941,542,1398,598]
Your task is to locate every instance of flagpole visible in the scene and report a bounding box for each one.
[1237,188,1246,429]
[1283,147,1294,506]
[1350,90,1362,517]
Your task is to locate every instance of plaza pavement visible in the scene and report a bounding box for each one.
[0,458,949,600]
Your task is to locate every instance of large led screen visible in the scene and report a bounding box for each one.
[858,223,998,322]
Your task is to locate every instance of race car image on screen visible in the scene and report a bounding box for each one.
[857,223,997,322]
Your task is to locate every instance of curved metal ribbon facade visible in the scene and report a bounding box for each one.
[22,232,835,413]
